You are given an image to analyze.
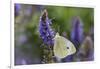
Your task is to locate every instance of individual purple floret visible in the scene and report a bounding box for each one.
[71,16,84,49]
[39,9,55,46]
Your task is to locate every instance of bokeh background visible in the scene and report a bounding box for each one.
[14,3,94,65]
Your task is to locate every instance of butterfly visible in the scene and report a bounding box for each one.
[53,33,76,59]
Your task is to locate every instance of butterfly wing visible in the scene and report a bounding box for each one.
[54,36,68,58]
[54,33,76,59]
[65,37,76,56]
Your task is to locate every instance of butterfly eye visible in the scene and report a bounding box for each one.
[67,47,69,49]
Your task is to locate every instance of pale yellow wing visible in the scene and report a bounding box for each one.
[53,33,76,59]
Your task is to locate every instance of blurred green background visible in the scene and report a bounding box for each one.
[15,3,94,65]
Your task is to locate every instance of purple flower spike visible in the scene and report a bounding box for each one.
[71,16,84,49]
[39,9,55,46]
[75,36,94,61]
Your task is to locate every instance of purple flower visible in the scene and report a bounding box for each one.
[39,9,55,46]
[15,4,21,16]
[75,36,94,61]
[71,16,84,49]
[61,55,73,62]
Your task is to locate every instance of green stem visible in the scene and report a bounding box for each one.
[42,45,54,63]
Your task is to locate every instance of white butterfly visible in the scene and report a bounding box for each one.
[53,33,76,59]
